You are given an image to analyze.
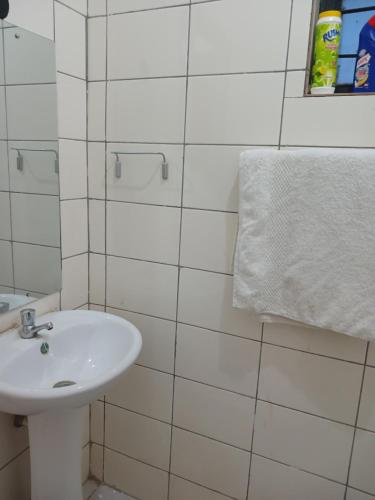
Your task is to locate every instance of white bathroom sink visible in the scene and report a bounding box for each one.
[0,310,142,415]
[0,309,142,500]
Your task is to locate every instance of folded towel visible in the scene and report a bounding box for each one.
[233,148,375,340]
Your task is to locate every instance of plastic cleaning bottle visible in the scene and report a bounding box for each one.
[353,16,375,93]
[311,10,342,95]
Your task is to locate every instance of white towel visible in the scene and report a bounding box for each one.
[233,148,375,340]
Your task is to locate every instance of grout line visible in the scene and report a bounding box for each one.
[102,0,109,483]
[246,324,264,500]
[94,302,370,366]
[166,3,192,498]
[55,0,87,17]
[344,342,370,499]
[0,447,29,473]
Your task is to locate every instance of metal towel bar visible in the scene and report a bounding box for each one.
[11,148,59,174]
[111,151,169,180]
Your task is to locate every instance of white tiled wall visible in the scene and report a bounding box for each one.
[0,1,89,498]
[87,1,375,499]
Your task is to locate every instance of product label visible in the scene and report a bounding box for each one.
[311,22,341,89]
[355,49,371,88]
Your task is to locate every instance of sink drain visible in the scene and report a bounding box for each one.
[53,380,76,388]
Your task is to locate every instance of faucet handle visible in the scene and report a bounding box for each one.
[20,308,36,326]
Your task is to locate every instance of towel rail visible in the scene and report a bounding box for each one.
[111,151,169,180]
[11,148,59,174]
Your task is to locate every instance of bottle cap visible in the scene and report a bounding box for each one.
[319,10,342,18]
[368,15,375,28]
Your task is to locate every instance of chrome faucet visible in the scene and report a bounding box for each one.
[19,308,53,339]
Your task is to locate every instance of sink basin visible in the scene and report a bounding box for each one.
[0,310,142,500]
[0,310,142,415]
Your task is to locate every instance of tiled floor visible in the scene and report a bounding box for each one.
[85,481,135,500]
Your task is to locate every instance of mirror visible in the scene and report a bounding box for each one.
[0,20,60,314]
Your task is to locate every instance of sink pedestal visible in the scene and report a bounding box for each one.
[28,407,84,500]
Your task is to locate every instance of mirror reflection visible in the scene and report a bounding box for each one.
[0,21,61,314]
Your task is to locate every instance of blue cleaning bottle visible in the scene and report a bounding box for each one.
[353,16,375,92]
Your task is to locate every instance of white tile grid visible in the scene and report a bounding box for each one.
[85,1,375,500]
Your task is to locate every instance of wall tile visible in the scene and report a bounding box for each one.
[173,377,254,449]
[169,476,232,500]
[171,427,250,500]
[89,199,105,254]
[88,0,107,16]
[282,96,375,147]
[88,82,106,141]
[107,307,176,373]
[90,443,104,481]
[358,367,375,432]
[91,401,104,445]
[106,364,173,422]
[60,199,88,258]
[104,449,169,500]
[178,268,261,340]
[107,78,186,143]
[0,450,30,500]
[108,7,189,79]
[0,31,4,85]
[259,344,363,424]
[285,70,306,97]
[108,0,187,14]
[0,412,28,469]
[0,192,11,240]
[61,253,88,309]
[175,324,260,396]
[0,87,6,139]
[350,429,375,495]
[11,193,60,247]
[57,74,86,140]
[88,17,106,81]
[55,3,86,79]
[183,145,251,212]
[6,84,58,140]
[287,0,314,70]
[186,73,284,145]
[59,140,87,200]
[189,0,291,74]
[105,405,171,470]
[263,322,367,364]
[367,343,375,366]
[0,141,9,190]
[248,455,345,500]
[107,202,180,265]
[106,143,183,207]
[13,242,61,294]
[88,142,106,199]
[82,443,90,484]
[253,401,354,483]
[347,489,375,500]
[180,209,238,274]
[0,241,13,287]
[107,256,178,320]
[89,253,105,305]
